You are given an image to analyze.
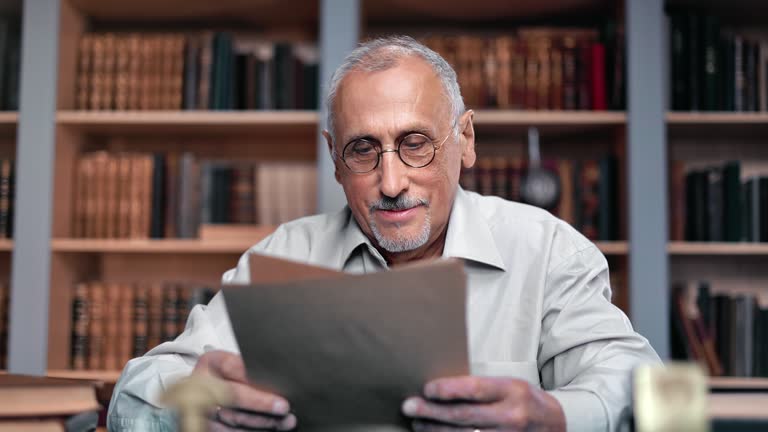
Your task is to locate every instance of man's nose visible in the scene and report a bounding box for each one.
[378,149,410,198]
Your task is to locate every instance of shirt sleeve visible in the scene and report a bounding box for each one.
[538,244,661,432]
[107,251,252,430]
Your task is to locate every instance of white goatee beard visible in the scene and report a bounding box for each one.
[370,211,431,253]
[368,195,431,253]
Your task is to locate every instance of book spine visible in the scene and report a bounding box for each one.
[71,283,90,370]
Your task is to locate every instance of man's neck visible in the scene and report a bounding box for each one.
[379,227,448,267]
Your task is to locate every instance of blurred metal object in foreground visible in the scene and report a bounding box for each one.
[634,362,709,432]
[161,374,233,432]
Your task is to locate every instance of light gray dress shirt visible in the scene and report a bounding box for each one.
[107,188,660,432]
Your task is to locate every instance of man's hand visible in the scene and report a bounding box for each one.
[193,351,297,431]
[401,376,565,432]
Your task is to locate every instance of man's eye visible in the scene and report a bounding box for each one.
[401,135,429,150]
[352,142,376,155]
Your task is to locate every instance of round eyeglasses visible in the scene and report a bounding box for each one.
[338,127,455,174]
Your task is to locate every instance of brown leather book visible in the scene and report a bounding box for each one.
[103,156,118,238]
[524,40,539,109]
[170,34,185,110]
[476,158,493,196]
[164,151,179,238]
[482,38,498,108]
[126,33,142,110]
[140,155,154,238]
[535,37,553,110]
[562,36,578,110]
[161,284,179,342]
[116,153,133,238]
[132,284,149,358]
[87,282,105,370]
[114,35,130,111]
[669,160,686,241]
[88,34,104,110]
[70,283,89,370]
[76,34,93,110]
[102,282,121,370]
[550,45,564,110]
[91,152,109,239]
[139,35,153,110]
[118,283,134,368]
[510,39,526,110]
[197,31,214,110]
[558,159,575,225]
[146,282,164,352]
[495,36,512,109]
[101,33,116,110]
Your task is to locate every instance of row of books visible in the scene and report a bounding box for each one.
[73,151,317,239]
[460,155,619,241]
[669,160,767,242]
[0,17,19,111]
[421,24,625,111]
[71,281,216,371]
[668,10,768,112]
[671,281,768,377]
[76,32,319,111]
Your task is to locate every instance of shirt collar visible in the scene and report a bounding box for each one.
[336,187,507,272]
[443,187,507,271]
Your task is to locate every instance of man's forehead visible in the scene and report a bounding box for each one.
[334,57,451,138]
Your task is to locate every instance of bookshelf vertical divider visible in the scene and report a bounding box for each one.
[7,0,62,374]
[626,0,669,358]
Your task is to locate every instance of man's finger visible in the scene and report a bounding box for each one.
[216,408,297,431]
[401,396,499,427]
[227,381,291,416]
[423,376,507,403]
[411,419,485,432]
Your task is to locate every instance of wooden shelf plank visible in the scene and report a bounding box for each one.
[595,241,628,255]
[0,239,12,251]
[47,369,122,384]
[68,0,318,27]
[56,110,319,135]
[51,238,270,254]
[710,376,768,390]
[474,110,626,125]
[667,112,768,124]
[668,242,768,255]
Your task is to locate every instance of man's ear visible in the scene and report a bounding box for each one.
[459,110,476,169]
[322,129,343,184]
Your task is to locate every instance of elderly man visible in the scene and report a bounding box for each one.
[108,36,660,432]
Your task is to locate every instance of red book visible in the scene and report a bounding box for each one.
[590,42,607,110]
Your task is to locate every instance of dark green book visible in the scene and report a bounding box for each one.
[687,12,701,111]
[273,42,294,110]
[598,155,617,241]
[702,15,720,111]
[670,12,689,110]
[723,161,742,242]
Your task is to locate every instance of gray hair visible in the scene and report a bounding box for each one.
[325,35,465,146]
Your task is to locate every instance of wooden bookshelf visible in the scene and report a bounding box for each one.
[0,112,17,135]
[595,241,629,255]
[668,242,768,255]
[56,110,319,135]
[0,239,12,251]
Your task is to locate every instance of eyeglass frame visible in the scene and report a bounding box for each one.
[335,119,460,174]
